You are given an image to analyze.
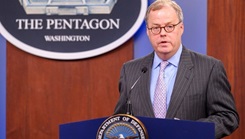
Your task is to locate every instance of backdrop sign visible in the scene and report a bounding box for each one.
[0,0,147,60]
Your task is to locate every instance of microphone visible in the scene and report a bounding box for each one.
[126,67,148,115]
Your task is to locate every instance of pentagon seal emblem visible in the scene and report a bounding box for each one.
[96,114,148,139]
[0,0,147,60]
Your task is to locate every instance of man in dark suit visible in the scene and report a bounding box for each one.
[114,0,239,138]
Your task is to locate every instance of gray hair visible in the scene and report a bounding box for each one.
[145,0,184,25]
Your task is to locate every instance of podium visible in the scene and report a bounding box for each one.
[59,116,215,139]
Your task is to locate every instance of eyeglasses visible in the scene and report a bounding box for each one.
[147,21,182,34]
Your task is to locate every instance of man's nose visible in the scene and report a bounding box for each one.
[160,28,167,36]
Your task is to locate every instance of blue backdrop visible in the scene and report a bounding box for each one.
[0,0,206,138]
[0,34,6,139]
[134,0,206,58]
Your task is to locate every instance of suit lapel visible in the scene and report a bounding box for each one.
[166,48,194,118]
[138,53,155,117]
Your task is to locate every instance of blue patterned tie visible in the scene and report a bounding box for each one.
[153,61,168,118]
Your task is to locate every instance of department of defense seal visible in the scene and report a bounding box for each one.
[96,114,148,139]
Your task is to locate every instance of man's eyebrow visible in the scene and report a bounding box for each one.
[151,22,173,26]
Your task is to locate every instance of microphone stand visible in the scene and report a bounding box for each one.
[126,67,147,115]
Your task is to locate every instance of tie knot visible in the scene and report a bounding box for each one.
[160,61,169,70]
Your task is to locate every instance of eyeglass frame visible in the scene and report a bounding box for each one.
[147,21,182,34]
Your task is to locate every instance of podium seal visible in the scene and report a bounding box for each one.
[96,114,148,139]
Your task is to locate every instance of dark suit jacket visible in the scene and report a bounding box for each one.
[114,47,239,139]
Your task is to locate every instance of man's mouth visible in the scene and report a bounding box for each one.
[159,41,168,44]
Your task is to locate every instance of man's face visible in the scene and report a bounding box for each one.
[147,6,184,60]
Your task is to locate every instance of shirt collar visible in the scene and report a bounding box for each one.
[153,44,183,69]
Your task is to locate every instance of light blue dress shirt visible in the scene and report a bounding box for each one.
[150,45,182,109]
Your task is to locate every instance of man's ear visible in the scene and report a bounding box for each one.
[146,27,150,36]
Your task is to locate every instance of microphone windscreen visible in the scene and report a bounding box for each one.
[141,67,148,73]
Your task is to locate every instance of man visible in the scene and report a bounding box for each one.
[114,0,239,138]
